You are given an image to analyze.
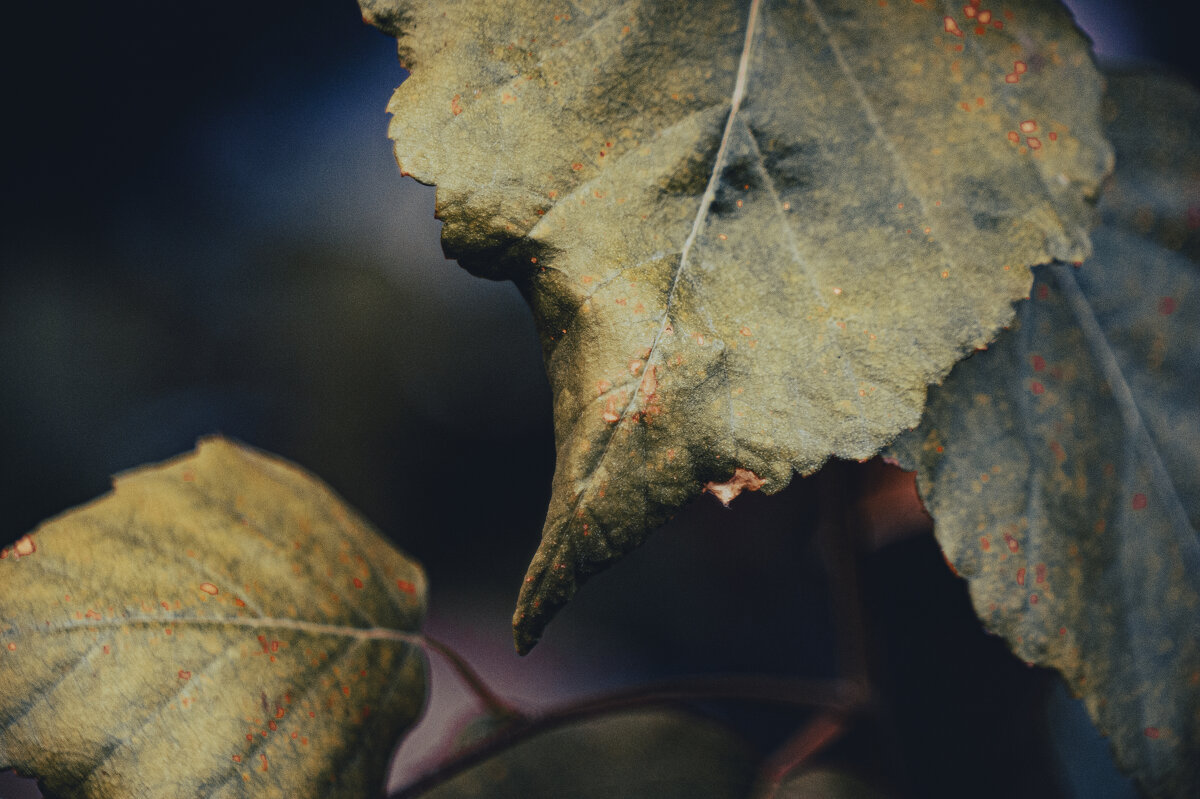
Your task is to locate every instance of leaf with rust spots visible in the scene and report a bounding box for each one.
[887,70,1200,798]
[361,0,1111,652]
[0,438,427,799]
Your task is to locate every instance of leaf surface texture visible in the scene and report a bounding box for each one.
[361,0,1112,649]
[0,438,428,798]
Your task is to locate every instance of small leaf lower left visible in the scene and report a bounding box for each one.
[0,437,428,799]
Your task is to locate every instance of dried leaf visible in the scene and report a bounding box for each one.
[361,0,1112,650]
[0,438,428,798]
[887,70,1200,798]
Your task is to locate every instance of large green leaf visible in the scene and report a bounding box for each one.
[410,708,758,799]
[887,71,1200,798]
[360,0,1112,651]
[0,438,427,798]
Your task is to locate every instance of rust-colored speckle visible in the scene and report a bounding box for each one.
[352,577,364,589]
[199,582,219,596]
[1158,296,1177,315]
[1020,120,1037,133]
[944,16,963,36]
[179,670,191,680]
[1132,493,1148,510]
[1016,567,1026,586]
[13,535,35,558]
[602,395,620,424]
[1144,727,1161,739]
[704,468,767,507]
[396,579,416,594]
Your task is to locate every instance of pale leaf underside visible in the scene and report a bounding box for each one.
[362,0,1112,650]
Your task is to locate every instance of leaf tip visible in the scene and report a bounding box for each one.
[512,544,581,655]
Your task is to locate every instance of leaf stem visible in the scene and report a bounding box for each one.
[418,634,524,721]
[754,709,852,799]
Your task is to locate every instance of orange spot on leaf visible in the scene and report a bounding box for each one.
[13,536,35,558]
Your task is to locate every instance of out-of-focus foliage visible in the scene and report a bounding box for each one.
[413,709,757,799]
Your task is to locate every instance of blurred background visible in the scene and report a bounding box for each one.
[1,1,1195,796]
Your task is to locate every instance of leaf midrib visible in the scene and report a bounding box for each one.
[597,0,765,454]
[4,614,423,646]
[1052,262,1193,534]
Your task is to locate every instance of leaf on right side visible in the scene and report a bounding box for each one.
[887,70,1199,798]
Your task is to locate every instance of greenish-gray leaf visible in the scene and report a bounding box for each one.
[412,709,758,799]
[886,71,1200,798]
[0,438,428,798]
[361,0,1112,651]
